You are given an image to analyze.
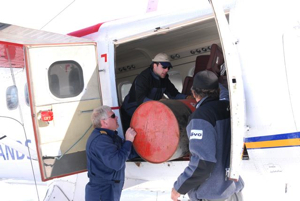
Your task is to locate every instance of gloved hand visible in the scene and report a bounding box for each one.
[220,63,226,76]
[186,95,194,99]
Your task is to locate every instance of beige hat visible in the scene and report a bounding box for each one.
[152,53,170,62]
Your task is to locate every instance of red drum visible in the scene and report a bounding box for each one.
[131,99,196,163]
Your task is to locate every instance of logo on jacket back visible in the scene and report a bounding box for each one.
[190,129,203,140]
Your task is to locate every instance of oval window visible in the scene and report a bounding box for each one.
[6,85,18,110]
[24,83,29,106]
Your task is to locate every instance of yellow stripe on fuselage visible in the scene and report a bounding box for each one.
[245,139,300,149]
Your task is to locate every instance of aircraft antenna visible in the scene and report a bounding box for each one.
[39,0,75,30]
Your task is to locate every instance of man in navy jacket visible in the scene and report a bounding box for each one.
[121,53,188,130]
[171,70,244,201]
[85,105,136,201]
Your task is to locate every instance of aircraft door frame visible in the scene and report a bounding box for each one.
[210,0,246,180]
[25,43,101,181]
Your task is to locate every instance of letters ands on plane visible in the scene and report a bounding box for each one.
[0,140,32,160]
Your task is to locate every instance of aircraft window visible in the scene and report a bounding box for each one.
[6,85,19,110]
[121,82,132,102]
[24,84,29,106]
[48,61,84,98]
[168,71,183,93]
[188,66,195,77]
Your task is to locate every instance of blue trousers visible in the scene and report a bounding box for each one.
[85,180,124,201]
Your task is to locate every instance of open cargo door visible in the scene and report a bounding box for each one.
[26,43,101,181]
[210,0,246,180]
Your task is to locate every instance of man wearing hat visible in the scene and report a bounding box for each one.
[171,70,244,201]
[121,52,189,131]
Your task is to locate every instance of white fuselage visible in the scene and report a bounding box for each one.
[1,0,300,200]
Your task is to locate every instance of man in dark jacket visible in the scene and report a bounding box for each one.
[85,105,136,201]
[171,70,244,201]
[121,52,188,130]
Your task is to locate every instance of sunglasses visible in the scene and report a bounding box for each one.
[161,66,171,70]
[157,62,171,70]
[109,113,116,119]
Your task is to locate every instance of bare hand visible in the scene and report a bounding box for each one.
[125,127,136,142]
[171,188,181,201]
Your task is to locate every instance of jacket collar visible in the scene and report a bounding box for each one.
[95,128,118,138]
[195,96,218,108]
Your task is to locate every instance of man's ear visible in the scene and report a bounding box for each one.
[191,90,196,98]
[192,90,200,101]
[100,119,107,126]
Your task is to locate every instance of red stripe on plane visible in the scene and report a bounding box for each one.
[0,41,25,68]
[67,22,105,37]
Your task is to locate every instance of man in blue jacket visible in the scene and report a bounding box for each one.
[85,105,136,201]
[171,70,244,201]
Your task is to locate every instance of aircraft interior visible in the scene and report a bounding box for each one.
[113,14,233,163]
[114,15,227,105]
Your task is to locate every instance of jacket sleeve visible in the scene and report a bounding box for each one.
[165,78,186,99]
[135,74,152,106]
[219,83,229,101]
[94,135,132,171]
[174,118,217,194]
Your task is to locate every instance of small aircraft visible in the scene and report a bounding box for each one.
[1,0,300,200]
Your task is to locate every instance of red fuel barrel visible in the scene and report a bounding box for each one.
[131,99,196,163]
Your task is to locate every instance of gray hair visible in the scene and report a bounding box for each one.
[91,105,112,128]
[191,86,220,99]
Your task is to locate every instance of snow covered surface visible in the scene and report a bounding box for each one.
[1,161,299,201]
[0,179,188,201]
